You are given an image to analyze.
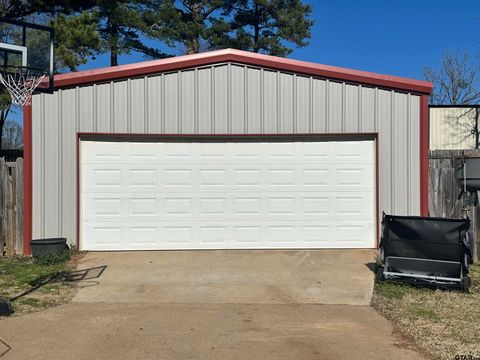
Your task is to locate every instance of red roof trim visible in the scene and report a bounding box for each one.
[54,48,432,94]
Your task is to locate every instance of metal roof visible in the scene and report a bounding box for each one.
[54,48,432,94]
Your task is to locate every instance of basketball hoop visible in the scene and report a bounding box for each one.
[0,66,46,106]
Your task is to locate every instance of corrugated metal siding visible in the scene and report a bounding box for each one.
[32,62,421,244]
[429,107,477,150]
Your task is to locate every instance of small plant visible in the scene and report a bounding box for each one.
[33,249,72,266]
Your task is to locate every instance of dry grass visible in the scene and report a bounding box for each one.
[372,264,480,360]
[0,252,83,316]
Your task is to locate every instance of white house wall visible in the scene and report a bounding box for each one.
[32,62,421,244]
[429,107,476,150]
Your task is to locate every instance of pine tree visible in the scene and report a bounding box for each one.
[94,0,171,66]
[148,0,230,55]
[224,0,313,56]
[148,0,313,56]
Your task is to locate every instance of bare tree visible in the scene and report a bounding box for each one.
[425,50,480,148]
[424,50,480,105]
[1,120,23,150]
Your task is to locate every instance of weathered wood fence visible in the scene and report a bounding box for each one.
[0,157,23,256]
[429,150,480,262]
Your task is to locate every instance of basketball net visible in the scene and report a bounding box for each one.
[0,67,45,106]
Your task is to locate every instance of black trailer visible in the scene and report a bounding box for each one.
[377,214,473,292]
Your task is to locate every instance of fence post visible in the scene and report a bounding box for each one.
[15,158,23,254]
[6,162,14,256]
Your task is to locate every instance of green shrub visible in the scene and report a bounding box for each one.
[33,249,73,265]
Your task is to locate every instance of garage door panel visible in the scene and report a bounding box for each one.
[267,197,296,215]
[336,221,375,247]
[301,168,331,189]
[335,165,374,191]
[335,194,374,218]
[81,140,375,250]
[164,226,193,244]
[301,196,331,216]
[198,143,229,160]
[127,226,158,247]
[129,168,158,188]
[266,142,296,161]
[302,225,330,244]
[82,223,124,250]
[82,191,373,222]
[82,220,375,250]
[81,141,123,163]
[164,197,194,216]
[232,168,262,187]
[82,165,123,192]
[163,168,194,188]
[199,226,228,245]
[198,197,228,216]
[199,169,228,187]
[128,198,158,217]
[82,197,123,220]
[300,142,330,160]
[333,140,373,162]
[125,142,159,161]
[266,168,297,187]
[163,142,194,161]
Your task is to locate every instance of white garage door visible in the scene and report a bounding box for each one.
[80,139,375,250]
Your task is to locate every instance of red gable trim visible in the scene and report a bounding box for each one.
[54,48,432,94]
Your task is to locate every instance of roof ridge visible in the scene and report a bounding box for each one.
[53,48,432,94]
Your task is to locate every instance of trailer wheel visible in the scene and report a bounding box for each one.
[375,266,384,282]
[461,275,470,293]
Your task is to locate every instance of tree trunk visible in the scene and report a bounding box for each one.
[475,107,479,149]
[107,17,119,66]
[110,45,118,66]
[253,3,260,52]
[186,2,202,54]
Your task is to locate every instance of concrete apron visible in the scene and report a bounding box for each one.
[0,250,426,359]
[72,249,375,305]
[1,302,424,360]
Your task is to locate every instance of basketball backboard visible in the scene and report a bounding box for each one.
[0,17,54,99]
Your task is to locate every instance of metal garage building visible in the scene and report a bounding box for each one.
[22,49,432,253]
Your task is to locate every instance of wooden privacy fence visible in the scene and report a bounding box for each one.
[429,150,480,262]
[0,157,23,256]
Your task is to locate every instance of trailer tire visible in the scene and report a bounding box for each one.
[461,275,470,293]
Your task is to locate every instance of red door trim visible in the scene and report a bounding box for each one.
[420,95,429,216]
[23,105,33,255]
[76,133,381,249]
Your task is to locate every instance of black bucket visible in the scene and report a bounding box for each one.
[30,238,69,258]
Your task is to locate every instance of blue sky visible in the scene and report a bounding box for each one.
[10,0,480,123]
[77,0,480,78]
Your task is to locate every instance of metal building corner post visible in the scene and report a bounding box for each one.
[420,95,429,216]
[23,104,32,255]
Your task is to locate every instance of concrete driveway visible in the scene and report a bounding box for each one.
[72,250,374,305]
[0,250,425,359]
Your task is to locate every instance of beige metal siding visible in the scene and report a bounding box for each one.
[429,107,477,150]
[32,62,422,244]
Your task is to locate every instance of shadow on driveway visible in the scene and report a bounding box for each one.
[10,266,107,302]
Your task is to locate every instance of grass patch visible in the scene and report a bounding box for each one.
[372,263,480,360]
[0,249,82,316]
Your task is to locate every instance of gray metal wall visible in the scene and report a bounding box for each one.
[31,62,421,244]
